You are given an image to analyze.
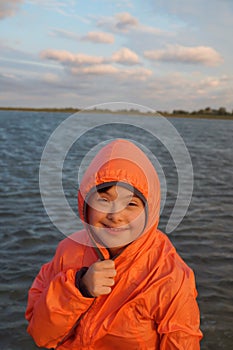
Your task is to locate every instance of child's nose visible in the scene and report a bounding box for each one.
[106,208,124,222]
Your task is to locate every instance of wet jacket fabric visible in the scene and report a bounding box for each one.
[25,139,202,349]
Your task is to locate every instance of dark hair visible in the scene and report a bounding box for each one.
[96,181,146,205]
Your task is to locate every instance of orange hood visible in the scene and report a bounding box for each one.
[78,139,160,255]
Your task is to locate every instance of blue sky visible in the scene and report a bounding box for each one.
[0,0,233,111]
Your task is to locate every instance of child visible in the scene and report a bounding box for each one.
[25,139,202,349]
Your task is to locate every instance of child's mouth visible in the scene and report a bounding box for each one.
[103,225,128,235]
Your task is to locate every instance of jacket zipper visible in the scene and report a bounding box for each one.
[55,299,96,349]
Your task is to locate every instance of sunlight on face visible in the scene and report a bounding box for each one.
[86,185,146,249]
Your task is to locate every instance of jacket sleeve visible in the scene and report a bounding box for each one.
[156,259,203,349]
[25,244,94,349]
[160,331,201,349]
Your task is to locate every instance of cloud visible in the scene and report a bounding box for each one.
[40,49,105,66]
[70,65,152,81]
[0,0,23,19]
[50,29,114,44]
[81,31,114,44]
[50,28,80,41]
[112,47,140,65]
[143,71,233,111]
[41,47,140,68]
[1,67,232,111]
[137,24,171,35]
[198,75,230,89]
[70,64,119,76]
[120,67,153,80]
[97,12,139,34]
[42,73,60,83]
[115,12,138,32]
[144,45,223,66]
[0,72,18,80]
[97,12,169,36]
[40,48,152,80]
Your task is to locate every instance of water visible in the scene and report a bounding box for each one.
[0,111,232,349]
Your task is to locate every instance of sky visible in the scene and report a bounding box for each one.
[0,0,233,112]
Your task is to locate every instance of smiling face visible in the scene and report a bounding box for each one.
[86,185,146,255]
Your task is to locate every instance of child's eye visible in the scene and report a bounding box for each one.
[128,201,138,207]
[97,197,108,203]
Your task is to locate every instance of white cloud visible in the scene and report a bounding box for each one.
[97,12,169,36]
[42,72,60,83]
[71,64,119,76]
[81,31,114,44]
[120,67,153,80]
[0,0,23,19]
[50,29,114,44]
[0,72,17,80]
[67,64,152,81]
[137,24,171,36]
[112,47,140,65]
[40,50,105,65]
[144,45,223,66]
[142,71,233,111]
[115,12,138,32]
[41,47,141,68]
[40,47,153,80]
[198,75,230,89]
[49,28,80,41]
[1,66,232,111]
[97,12,139,33]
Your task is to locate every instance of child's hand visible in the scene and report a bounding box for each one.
[81,260,116,297]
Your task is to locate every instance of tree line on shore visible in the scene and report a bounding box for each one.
[167,107,232,116]
[0,106,232,118]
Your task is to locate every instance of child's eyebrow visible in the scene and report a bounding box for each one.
[125,195,139,200]
[98,192,138,200]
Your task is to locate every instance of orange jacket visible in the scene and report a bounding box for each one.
[25,139,203,349]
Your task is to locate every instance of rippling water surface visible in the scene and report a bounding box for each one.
[0,111,232,349]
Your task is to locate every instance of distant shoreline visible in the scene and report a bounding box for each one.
[0,107,233,120]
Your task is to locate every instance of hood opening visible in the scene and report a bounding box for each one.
[83,181,149,260]
[83,181,148,224]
